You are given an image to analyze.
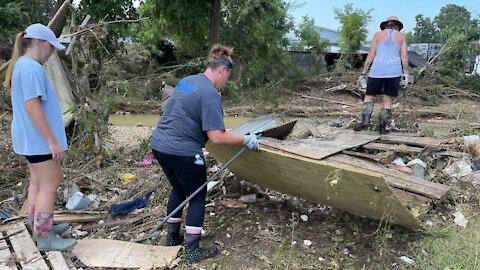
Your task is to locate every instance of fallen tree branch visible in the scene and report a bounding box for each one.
[287,91,358,107]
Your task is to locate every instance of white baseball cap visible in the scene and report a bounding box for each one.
[24,23,65,50]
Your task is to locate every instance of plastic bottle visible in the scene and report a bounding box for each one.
[412,164,425,180]
[360,78,367,89]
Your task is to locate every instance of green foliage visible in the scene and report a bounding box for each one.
[137,0,210,57]
[78,0,138,52]
[0,0,52,39]
[409,14,440,43]
[292,16,330,53]
[433,4,480,71]
[222,0,294,91]
[333,3,372,54]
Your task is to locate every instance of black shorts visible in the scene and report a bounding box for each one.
[25,154,53,164]
[366,77,401,97]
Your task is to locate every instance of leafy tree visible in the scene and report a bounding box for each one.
[433,4,480,71]
[333,3,372,54]
[0,0,53,39]
[411,14,440,43]
[292,15,330,53]
[137,0,211,57]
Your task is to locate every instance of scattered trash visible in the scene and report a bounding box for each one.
[303,239,312,247]
[300,214,309,222]
[121,173,136,182]
[472,159,480,171]
[463,135,480,142]
[399,256,415,265]
[221,199,247,209]
[453,210,468,228]
[72,229,89,237]
[392,157,406,166]
[65,191,91,210]
[207,181,219,192]
[407,158,427,180]
[134,155,157,167]
[435,158,445,171]
[202,148,209,157]
[240,194,258,203]
[444,157,473,178]
[0,209,13,220]
[425,220,434,226]
[110,190,154,216]
[0,197,15,205]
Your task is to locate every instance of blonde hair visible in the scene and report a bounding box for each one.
[207,44,234,70]
[3,32,32,89]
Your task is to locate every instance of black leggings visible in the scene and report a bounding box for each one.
[152,149,207,227]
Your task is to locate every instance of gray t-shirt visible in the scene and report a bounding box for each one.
[150,73,225,156]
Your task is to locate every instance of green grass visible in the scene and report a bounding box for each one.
[402,213,480,270]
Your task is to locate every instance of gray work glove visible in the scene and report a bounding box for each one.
[243,134,260,151]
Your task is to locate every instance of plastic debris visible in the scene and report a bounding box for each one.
[392,157,406,166]
[240,194,258,203]
[134,155,157,167]
[109,190,154,216]
[303,240,312,247]
[207,181,219,192]
[463,135,480,142]
[407,158,427,180]
[121,173,136,182]
[444,157,473,178]
[300,214,309,222]
[66,191,91,210]
[0,209,13,220]
[399,256,415,265]
[453,210,468,228]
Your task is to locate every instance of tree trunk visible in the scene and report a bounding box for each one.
[208,0,221,49]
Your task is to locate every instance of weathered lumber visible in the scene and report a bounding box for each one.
[288,91,358,107]
[0,239,15,270]
[261,130,379,160]
[361,142,464,157]
[207,142,424,230]
[327,154,450,200]
[4,223,49,270]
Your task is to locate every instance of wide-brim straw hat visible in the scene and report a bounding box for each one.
[380,16,403,31]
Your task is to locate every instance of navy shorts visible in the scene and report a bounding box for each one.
[366,77,401,97]
[25,154,53,164]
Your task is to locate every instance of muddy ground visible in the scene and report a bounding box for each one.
[1,85,479,269]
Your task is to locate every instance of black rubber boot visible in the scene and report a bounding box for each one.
[184,233,218,263]
[379,108,392,135]
[353,101,374,131]
[165,222,183,246]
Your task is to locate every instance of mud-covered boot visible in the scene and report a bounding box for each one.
[165,221,183,246]
[353,101,374,131]
[28,205,70,242]
[379,108,392,135]
[184,232,218,263]
[34,212,77,251]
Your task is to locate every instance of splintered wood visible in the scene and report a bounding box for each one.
[207,121,458,230]
[0,222,74,270]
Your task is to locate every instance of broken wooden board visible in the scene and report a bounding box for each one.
[54,212,101,223]
[0,222,72,270]
[260,130,379,160]
[361,142,464,158]
[326,154,450,200]
[207,143,423,230]
[72,239,181,269]
[81,214,148,231]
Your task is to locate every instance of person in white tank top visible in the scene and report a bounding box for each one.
[353,16,409,134]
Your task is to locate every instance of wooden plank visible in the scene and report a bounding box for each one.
[46,251,71,270]
[261,120,297,140]
[391,188,432,205]
[81,214,147,231]
[5,223,49,270]
[362,142,464,157]
[327,154,450,200]
[379,134,449,148]
[72,239,181,269]
[54,213,101,223]
[207,142,423,230]
[0,239,16,270]
[261,130,379,160]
